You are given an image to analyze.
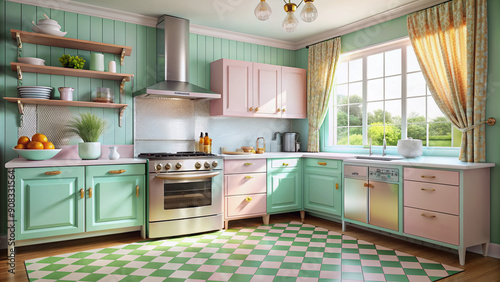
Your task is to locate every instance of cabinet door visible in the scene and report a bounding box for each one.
[85,164,145,232]
[15,166,85,240]
[369,180,399,231]
[253,63,281,118]
[344,178,368,223]
[267,170,302,213]
[304,170,342,216]
[281,66,306,118]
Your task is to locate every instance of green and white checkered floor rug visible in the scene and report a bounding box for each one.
[25,222,462,281]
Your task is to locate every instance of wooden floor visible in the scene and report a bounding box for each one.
[1,213,500,281]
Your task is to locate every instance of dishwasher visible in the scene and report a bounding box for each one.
[343,165,400,231]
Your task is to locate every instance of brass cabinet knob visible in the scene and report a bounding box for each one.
[80,188,84,199]
[277,108,281,112]
[136,185,139,197]
[249,107,253,111]
[282,163,289,166]
[282,108,286,112]
[254,107,259,112]
[335,183,339,190]
[88,187,92,198]
[245,175,253,179]
[420,175,436,179]
[44,171,61,175]
[244,162,254,166]
[318,162,327,166]
[246,197,252,202]
[109,169,126,174]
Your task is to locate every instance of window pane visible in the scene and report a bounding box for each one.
[407,46,421,72]
[367,101,383,125]
[349,58,362,82]
[349,104,363,126]
[407,97,426,121]
[337,105,348,126]
[385,75,401,99]
[349,82,363,103]
[385,49,401,76]
[367,78,383,101]
[407,123,427,145]
[367,53,383,79]
[427,98,446,120]
[367,125,384,145]
[335,84,348,105]
[385,100,401,125]
[336,62,348,84]
[407,72,426,97]
[337,127,348,145]
[386,124,401,146]
[452,127,462,147]
[350,127,363,145]
[429,121,452,147]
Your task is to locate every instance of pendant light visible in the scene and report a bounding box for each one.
[255,0,272,21]
[282,3,299,32]
[300,0,318,23]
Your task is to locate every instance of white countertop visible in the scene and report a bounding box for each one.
[221,152,495,169]
[5,158,147,168]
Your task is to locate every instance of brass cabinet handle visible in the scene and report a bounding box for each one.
[421,188,436,192]
[109,169,126,174]
[282,108,286,112]
[421,175,436,179]
[421,213,436,218]
[246,197,252,202]
[277,108,281,112]
[80,188,84,199]
[363,183,374,188]
[249,107,253,111]
[318,162,327,166]
[254,107,259,112]
[88,187,92,198]
[244,162,254,166]
[45,171,61,175]
[282,163,289,166]
[245,175,253,179]
[136,185,139,197]
[335,183,339,190]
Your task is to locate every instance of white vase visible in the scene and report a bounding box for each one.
[78,142,101,160]
[108,146,120,160]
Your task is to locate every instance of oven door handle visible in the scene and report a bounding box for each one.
[155,171,221,181]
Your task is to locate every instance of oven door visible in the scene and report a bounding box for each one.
[149,171,223,221]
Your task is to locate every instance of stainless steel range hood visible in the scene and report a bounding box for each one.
[134,15,221,100]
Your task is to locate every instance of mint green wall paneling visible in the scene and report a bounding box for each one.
[289,49,296,67]
[0,0,5,238]
[229,40,237,60]
[213,37,222,61]
[270,47,278,65]
[90,16,104,124]
[63,12,78,99]
[486,0,500,244]
[277,48,284,66]
[189,34,198,85]
[21,5,36,58]
[35,7,51,87]
[220,38,229,59]
[114,20,125,94]
[146,26,156,87]
[76,14,91,107]
[113,20,126,144]
[251,44,258,62]
[136,24,147,91]
[236,41,244,61]
[205,36,214,89]
[283,49,290,67]
[296,48,308,69]
[64,11,78,39]
[264,46,271,64]
[48,8,65,99]
[244,42,252,62]
[102,18,116,142]
[257,45,265,63]
[124,22,137,144]
[197,35,206,88]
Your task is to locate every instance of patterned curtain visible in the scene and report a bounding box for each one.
[306,38,341,152]
[407,0,488,162]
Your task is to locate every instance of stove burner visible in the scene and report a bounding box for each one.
[138,151,217,159]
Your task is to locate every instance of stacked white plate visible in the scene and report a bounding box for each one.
[18,86,52,99]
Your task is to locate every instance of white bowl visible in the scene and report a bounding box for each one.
[31,25,67,37]
[37,18,60,27]
[18,57,45,66]
[36,23,61,31]
[397,139,423,158]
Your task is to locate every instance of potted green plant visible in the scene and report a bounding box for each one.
[67,113,107,160]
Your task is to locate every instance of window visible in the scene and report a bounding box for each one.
[324,38,461,149]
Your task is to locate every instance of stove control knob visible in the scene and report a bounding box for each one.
[175,162,182,169]
[155,163,162,171]
[195,162,202,169]
[204,162,211,169]
[212,161,218,168]
[165,163,172,170]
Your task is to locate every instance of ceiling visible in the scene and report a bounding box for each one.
[65,0,441,45]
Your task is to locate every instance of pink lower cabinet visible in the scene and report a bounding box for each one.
[224,159,269,228]
[403,167,490,265]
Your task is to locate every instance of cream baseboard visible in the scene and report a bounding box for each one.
[468,242,500,259]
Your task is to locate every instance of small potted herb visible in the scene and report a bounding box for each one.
[59,54,85,69]
[67,113,107,159]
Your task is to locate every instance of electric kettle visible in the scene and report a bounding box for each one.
[282,132,300,152]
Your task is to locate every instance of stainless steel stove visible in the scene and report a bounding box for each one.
[138,152,224,238]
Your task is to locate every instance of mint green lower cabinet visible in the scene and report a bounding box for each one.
[15,166,85,240]
[304,169,342,216]
[85,164,145,232]
[267,158,302,214]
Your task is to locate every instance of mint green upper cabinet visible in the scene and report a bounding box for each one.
[85,164,145,232]
[15,166,85,240]
[267,158,302,213]
[303,159,342,217]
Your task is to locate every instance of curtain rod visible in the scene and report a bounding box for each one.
[305,36,340,49]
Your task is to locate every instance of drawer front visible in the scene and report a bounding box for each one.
[86,164,146,177]
[224,159,266,174]
[304,158,341,170]
[225,173,267,196]
[404,207,459,245]
[404,167,459,186]
[344,165,368,178]
[404,181,459,215]
[226,194,267,218]
[270,158,300,168]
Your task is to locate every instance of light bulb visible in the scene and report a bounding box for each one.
[300,1,318,23]
[255,0,272,21]
[282,11,299,32]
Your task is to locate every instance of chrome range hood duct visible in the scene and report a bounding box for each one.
[134,15,221,100]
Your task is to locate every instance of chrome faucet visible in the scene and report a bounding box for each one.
[382,138,387,156]
[369,138,372,156]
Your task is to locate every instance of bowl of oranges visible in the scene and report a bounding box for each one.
[13,133,61,160]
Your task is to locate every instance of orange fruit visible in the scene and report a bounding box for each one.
[42,142,55,149]
[27,141,44,150]
[14,144,25,149]
[32,133,48,143]
[18,136,30,145]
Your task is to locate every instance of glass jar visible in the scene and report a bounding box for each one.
[93,87,113,103]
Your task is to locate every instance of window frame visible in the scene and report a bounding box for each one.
[320,37,460,157]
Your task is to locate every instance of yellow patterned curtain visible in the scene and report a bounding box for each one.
[407,0,488,162]
[307,38,341,152]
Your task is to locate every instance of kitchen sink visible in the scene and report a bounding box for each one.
[355,155,404,161]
